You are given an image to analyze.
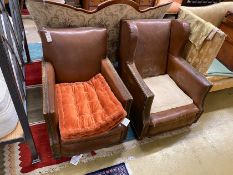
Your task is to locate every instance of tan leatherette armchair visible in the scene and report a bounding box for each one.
[178,2,233,91]
[40,27,132,158]
[119,19,212,139]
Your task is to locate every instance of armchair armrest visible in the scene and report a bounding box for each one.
[43,61,56,115]
[42,61,60,153]
[101,58,133,117]
[125,63,154,108]
[122,63,154,138]
[167,55,212,119]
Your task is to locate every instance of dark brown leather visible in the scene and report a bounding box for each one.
[120,19,171,78]
[169,19,190,57]
[167,55,212,120]
[119,20,138,73]
[41,27,132,158]
[119,19,212,139]
[101,58,133,114]
[40,27,107,83]
[217,11,233,71]
[60,125,125,156]
[148,104,199,136]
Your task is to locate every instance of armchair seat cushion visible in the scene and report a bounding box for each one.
[56,74,127,141]
[143,74,193,113]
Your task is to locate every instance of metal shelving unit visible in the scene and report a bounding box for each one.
[0,0,39,164]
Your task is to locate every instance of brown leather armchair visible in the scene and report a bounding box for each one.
[40,27,132,158]
[119,19,212,139]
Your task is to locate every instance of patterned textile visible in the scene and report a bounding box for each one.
[1,121,189,174]
[56,74,126,141]
[26,1,171,61]
[178,6,226,74]
[86,163,130,175]
[183,35,225,75]
[0,145,5,175]
[179,7,218,49]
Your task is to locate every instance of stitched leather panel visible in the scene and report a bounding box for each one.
[60,124,125,154]
[148,103,199,135]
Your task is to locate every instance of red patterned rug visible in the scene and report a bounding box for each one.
[2,122,188,174]
[25,61,42,86]
[19,123,70,173]
[21,9,29,16]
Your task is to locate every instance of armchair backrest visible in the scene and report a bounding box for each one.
[120,19,189,78]
[27,0,171,62]
[40,27,107,83]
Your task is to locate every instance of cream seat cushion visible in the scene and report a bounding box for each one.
[143,74,193,113]
[46,0,65,4]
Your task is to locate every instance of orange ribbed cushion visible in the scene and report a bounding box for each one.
[56,73,127,141]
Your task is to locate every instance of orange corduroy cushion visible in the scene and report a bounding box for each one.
[56,73,127,141]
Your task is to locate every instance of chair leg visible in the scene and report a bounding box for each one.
[52,145,62,159]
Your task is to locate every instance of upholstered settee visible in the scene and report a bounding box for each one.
[119,19,212,139]
[178,2,233,91]
[27,0,171,62]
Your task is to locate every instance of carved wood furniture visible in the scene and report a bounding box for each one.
[119,19,212,139]
[82,0,156,10]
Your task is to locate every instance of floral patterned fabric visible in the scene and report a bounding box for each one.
[27,1,171,61]
[178,6,226,75]
[178,3,233,91]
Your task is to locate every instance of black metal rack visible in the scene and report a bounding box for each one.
[0,0,39,164]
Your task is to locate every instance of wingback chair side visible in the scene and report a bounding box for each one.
[119,19,212,139]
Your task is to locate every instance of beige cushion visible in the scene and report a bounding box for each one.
[46,0,65,4]
[143,74,193,113]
